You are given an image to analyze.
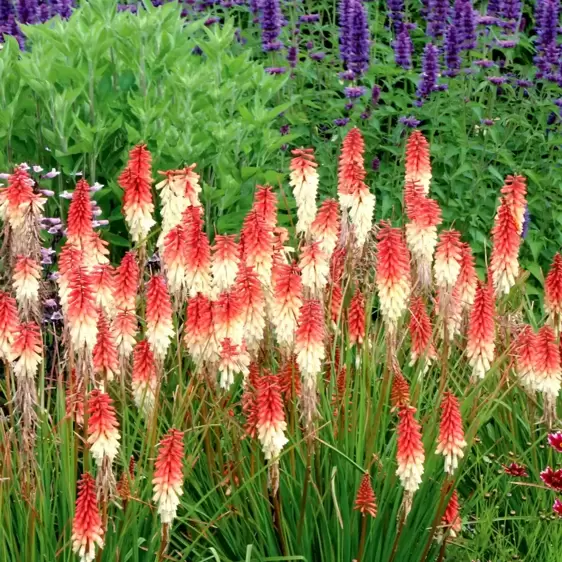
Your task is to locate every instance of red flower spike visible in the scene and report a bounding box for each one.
[12,321,42,379]
[146,275,174,360]
[490,198,521,295]
[253,185,278,230]
[534,325,561,399]
[0,291,19,360]
[290,148,319,235]
[271,261,303,349]
[184,206,212,297]
[218,338,250,389]
[211,234,240,293]
[256,371,288,460]
[310,198,340,257]
[152,428,185,524]
[184,293,217,364]
[214,289,244,347]
[71,473,103,562]
[436,392,467,474]
[434,229,462,291]
[396,405,425,493]
[132,339,157,415]
[240,209,274,285]
[112,307,138,360]
[114,252,139,310]
[540,466,562,491]
[67,267,98,351]
[119,144,155,242]
[404,130,431,195]
[300,241,329,296]
[500,175,527,235]
[456,243,477,311]
[89,264,116,315]
[338,127,366,199]
[408,296,436,367]
[545,253,562,329]
[330,283,344,325]
[235,265,266,352]
[354,473,377,518]
[466,280,495,380]
[295,299,326,387]
[348,289,366,346]
[391,371,411,408]
[67,179,94,251]
[87,389,120,465]
[512,325,537,390]
[279,356,301,400]
[162,223,188,297]
[93,311,120,382]
[376,222,411,328]
[0,165,43,229]
[441,490,462,537]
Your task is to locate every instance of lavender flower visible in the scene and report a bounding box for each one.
[399,115,421,127]
[338,69,356,79]
[56,0,72,19]
[0,0,14,25]
[516,79,533,88]
[265,66,287,75]
[310,52,326,61]
[338,0,355,65]
[344,102,354,110]
[521,205,530,238]
[502,0,522,31]
[334,117,350,126]
[453,0,476,50]
[486,0,502,15]
[17,0,38,24]
[344,86,366,98]
[287,45,298,68]
[474,59,494,68]
[427,0,450,39]
[371,84,380,104]
[347,0,370,76]
[535,0,560,77]
[299,14,320,23]
[416,43,439,100]
[40,189,54,197]
[387,0,404,34]
[444,24,461,76]
[393,27,413,69]
[260,0,284,52]
[487,75,508,85]
[38,0,50,22]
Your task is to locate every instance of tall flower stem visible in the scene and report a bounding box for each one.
[296,447,312,546]
[357,514,368,562]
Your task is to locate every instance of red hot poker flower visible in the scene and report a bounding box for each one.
[348,289,366,346]
[87,389,120,466]
[145,275,174,360]
[408,296,436,368]
[436,392,467,474]
[0,291,19,360]
[354,473,377,518]
[404,130,431,195]
[93,311,120,382]
[441,490,462,537]
[466,280,495,380]
[396,405,425,493]
[545,253,562,330]
[500,175,527,236]
[71,473,103,562]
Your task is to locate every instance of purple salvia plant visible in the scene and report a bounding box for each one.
[17,0,38,24]
[38,0,50,22]
[0,0,14,28]
[444,23,461,76]
[535,0,560,78]
[55,0,72,19]
[486,0,503,16]
[461,0,477,50]
[416,42,439,101]
[347,0,370,76]
[502,0,522,31]
[427,0,450,38]
[338,0,355,66]
[386,0,404,34]
[287,44,298,68]
[259,0,284,51]
[393,27,413,69]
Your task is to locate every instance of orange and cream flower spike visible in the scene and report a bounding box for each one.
[534,325,561,425]
[500,175,527,236]
[396,405,425,512]
[466,280,495,380]
[184,206,212,297]
[240,208,274,287]
[12,321,42,379]
[456,243,477,311]
[348,289,366,347]
[162,223,189,298]
[235,265,265,354]
[256,371,288,461]
[67,266,98,352]
[290,148,318,236]
[490,197,521,295]
[87,389,120,466]
[436,391,466,474]
[253,184,278,230]
[310,198,340,257]
[405,130,431,195]
[93,311,120,382]
[404,179,442,287]
[184,293,218,365]
[155,165,201,247]
[271,261,303,350]
[146,275,174,361]
[299,241,329,297]
[119,144,155,243]
[89,264,116,317]
[71,472,104,562]
[132,339,158,415]
[152,428,185,525]
[375,222,411,330]
[434,229,462,291]
[513,325,537,391]
[218,338,250,389]
[408,295,436,370]
[545,253,562,332]
[13,255,41,314]
[211,235,240,293]
[0,291,18,360]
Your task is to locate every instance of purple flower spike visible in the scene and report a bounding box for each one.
[387,0,405,34]
[17,0,38,24]
[310,52,326,61]
[339,0,370,76]
[265,66,287,75]
[393,27,413,69]
[371,157,380,171]
[300,14,320,23]
[260,0,284,52]
[427,0,450,39]
[444,24,461,76]
[399,115,421,128]
[417,43,439,100]
[287,45,298,68]
[371,84,380,104]
[344,86,366,98]
[334,117,350,126]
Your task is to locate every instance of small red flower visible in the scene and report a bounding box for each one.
[503,462,528,478]
[409,296,436,366]
[146,275,174,360]
[404,130,431,195]
[67,179,93,249]
[548,432,562,453]
[466,280,495,380]
[87,389,120,465]
[132,339,157,415]
[500,175,527,235]
[441,489,462,537]
[490,198,520,295]
[436,392,466,474]
[354,473,377,518]
[256,371,287,460]
[310,198,340,256]
[540,466,562,491]
[338,128,366,198]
